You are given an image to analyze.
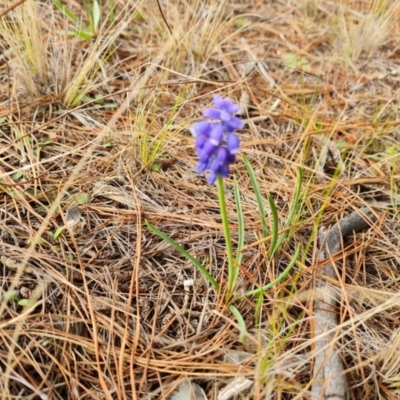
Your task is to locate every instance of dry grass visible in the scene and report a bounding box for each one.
[1,0,400,398]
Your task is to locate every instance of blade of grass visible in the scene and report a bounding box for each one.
[229,305,247,343]
[234,177,245,267]
[272,167,303,255]
[91,0,101,33]
[268,194,279,258]
[69,28,92,40]
[52,0,79,24]
[254,290,263,329]
[242,154,268,238]
[108,0,116,23]
[145,220,219,291]
[234,244,301,301]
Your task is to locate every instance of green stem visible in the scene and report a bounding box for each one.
[216,175,236,299]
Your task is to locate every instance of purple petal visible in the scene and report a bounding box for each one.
[215,146,229,165]
[213,95,240,114]
[227,153,236,164]
[208,147,229,177]
[208,124,224,146]
[195,134,208,154]
[219,109,231,122]
[227,133,240,154]
[202,108,221,119]
[190,121,211,137]
[199,140,217,163]
[219,164,229,178]
[226,103,239,114]
[196,161,208,173]
[207,170,218,184]
[212,94,225,109]
[225,116,244,132]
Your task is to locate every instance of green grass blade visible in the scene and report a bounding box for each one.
[273,167,304,254]
[287,167,303,225]
[52,0,79,24]
[92,0,101,33]
[69,28,92,40]
[268,194,279,258]
[108,0,116,23]
[254,290,263,329]
[229,305,247,343]
[234,244,301,301]
[242,154,268,238]
[145,220,219,291]
[234,177,245,268]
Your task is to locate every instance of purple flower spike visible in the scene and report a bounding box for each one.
[192,95,243,184]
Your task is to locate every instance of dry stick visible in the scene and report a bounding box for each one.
[312,207,378,400]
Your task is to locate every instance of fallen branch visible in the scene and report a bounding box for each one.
[312,207,378,400]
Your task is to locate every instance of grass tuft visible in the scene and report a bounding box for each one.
[338,0,400,65]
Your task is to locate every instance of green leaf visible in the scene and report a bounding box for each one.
[282,53,311,72]
[26,237,46,246]
[10,190,26,200]
[234,177,244,268]
[94,93,105,105]
[151,163,161,172]
[268,194,279,258]
[37,140,54,146]
[69,28,93,40]
[273,167,303,253]
[387,146,398,156]
[52,0,79,24]
[108,0,115,23]
[4,290,20,301]
[102,103,117,109]
[335,141,349,149]
[82,95,94,103]
[242,154,268,238]
[145,220,219,291]
[53,226,65,239]
[234,17,246,27]
[18,299,37,307]
[75,192,90,204]
[229,305,247,343]
[12,171,24,180]
[92,0,101,32]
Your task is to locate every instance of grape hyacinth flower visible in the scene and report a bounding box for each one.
[190,95,243,184]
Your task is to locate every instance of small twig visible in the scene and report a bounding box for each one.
[240,38,276,88]
[312,207,378,400]
[0,0,27,18]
